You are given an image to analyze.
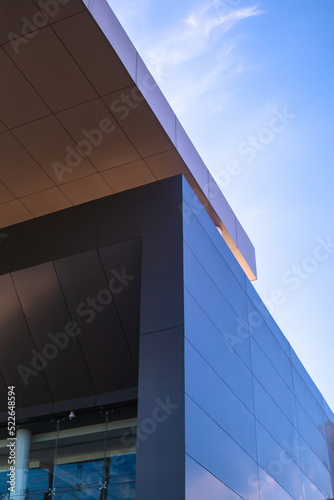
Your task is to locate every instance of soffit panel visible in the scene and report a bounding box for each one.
[98,239,142,370]
[0,0,43,45]
[0,273,53,408]
[144,149,188,180]
[0,181,15,204]
[81,0,137,81]
[0,200,32,228]
[0,0,257,279]
[53,10,134,96]
[12,114,98,184]
[0,47,50,128]
[0,121,8,134]
[53,249,138,391]
[136,53,176,145]
[0,0,87,49]
[12,262,96,401]
[20,186,72,217]
[59,173,113,205]
[3,26,98,113]
[36,0,87,23]
[55,98,141,171]
[0,132,54,197]
[144,150,207,204]
[0,198,143,415]
[101,160,156,193]
[102,88,174,158]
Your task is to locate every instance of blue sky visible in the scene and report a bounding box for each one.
[107,0,334,410]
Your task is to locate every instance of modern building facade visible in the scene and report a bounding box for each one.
[0,1,333,499]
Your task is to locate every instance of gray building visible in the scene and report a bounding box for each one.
[0,1,333,499]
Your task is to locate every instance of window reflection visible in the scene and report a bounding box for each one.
[0,406,137,499]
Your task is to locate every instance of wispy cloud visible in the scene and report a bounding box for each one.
[185,3,262,36]
[107,1,263,115]
[142,2,263,114]
[148,4,262,69]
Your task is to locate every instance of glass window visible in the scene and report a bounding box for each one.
[0,405,136,499]
[184,290,254,413]
[184,246,251,368]
[251,339,296,426]
[256,421,302,499]
[247,300,293,391]
[253,379,300,465]
[186,395,259,499]
[184,208,248,320]
[185,340,257,460]
[292,367,327,440]
[299,435,333,499]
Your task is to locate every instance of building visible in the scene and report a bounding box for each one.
[0,1,333,499]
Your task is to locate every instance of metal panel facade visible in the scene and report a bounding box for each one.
[182,176,334,499]
[0,176,333,499]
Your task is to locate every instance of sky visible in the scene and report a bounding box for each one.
[107,0,334,411]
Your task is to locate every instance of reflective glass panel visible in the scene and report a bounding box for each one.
[184,290,254,413]
[251,339,296,426]
[186,395,259,499]
[184,245,251,368]
[256,421,302,499]
[185,340,257,460]
[299,435,333,499]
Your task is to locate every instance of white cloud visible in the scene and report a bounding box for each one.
[141,2,263,115]
[185,2,263,37]
[147,3,262,70]
[107,1,263,116]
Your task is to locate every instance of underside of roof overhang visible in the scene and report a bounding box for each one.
[0,0,256,280]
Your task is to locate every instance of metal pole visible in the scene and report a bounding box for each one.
[49,420,60,497]
[12,429,32,500]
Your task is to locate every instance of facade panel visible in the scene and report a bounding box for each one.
[182,176,334,499]
[0,176,333,499]
[253,379,300,462]
[184,289,255,413]
[185,340,257,460]
[250,338,297,426]
[182,179,246,287]
[246,299,294,390]
[185,395,259,499]
[256,421,303,499]
[298,434,333,498]
[183,202,248,320]
[184,242,251,368]
[186,455,243,500]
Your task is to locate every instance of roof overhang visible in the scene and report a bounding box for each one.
[0,0,257,280]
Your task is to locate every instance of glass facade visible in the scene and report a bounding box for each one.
[0,407,136,499]
[183,177,334,499]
